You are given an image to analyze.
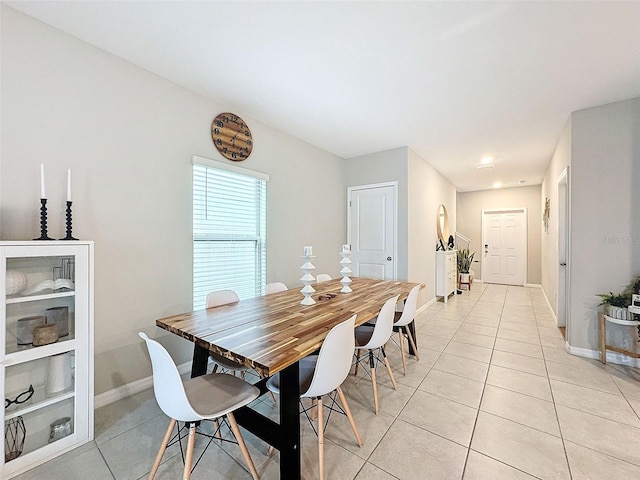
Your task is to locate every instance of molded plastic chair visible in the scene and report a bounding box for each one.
[353,295,400,414]
[392,285,421,375]
[265,282,288,294]
[266,315,362,480]
[139,333,260,480]
[206,290,250,375]
[316,274,332,283]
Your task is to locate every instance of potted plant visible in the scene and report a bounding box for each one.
[597,291,632,320]
[457,248,475,284]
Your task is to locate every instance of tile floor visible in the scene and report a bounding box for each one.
[14,284,640,479]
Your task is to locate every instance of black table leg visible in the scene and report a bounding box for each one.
[278,362,301,479]
[191,343,209,378]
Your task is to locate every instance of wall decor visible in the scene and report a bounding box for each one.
[211,113,253,161]
[300,246,316,305]
[543,197,550,233]
[340,244,353,293]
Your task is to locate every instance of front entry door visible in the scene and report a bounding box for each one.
[482,209,527,286]
[348,183,397,280]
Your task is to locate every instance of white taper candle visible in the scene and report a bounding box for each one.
[40,163,45,198]
[66,169,72,202]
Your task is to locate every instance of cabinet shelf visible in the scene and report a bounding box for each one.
[6,291,75,305]
[5,384,75,421]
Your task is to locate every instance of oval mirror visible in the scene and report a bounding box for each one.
[437,205,449,243]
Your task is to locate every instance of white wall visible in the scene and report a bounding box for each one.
[541,119,571,316]
[0,7,347,394]
[407,149,456,305]
[457,185,542,285]
[567,98,640,352]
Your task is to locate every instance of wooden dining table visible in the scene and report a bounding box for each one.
[156,277,422,479]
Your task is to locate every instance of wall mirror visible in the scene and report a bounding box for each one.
[437,205,449,243]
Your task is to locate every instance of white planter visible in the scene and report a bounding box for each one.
[459,273,470,283]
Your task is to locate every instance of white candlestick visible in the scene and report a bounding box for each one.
[66,169,72,202]
[304,246,313,256]
[342,244,351,253]
[40,163,46,198]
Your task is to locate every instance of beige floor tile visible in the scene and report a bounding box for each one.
[13,443,114,480]
[546,359,619,394]
[499,322,539,335]
[345,376,414,417]
[419,324,458,340]
[491,350,547,376]
[501,314,537,325]
[426,317,464,329]
[538,326,564,339]
[550,379,640,427]
[540,334,566,349]
[369,419,467,480]
[354,462,398,480]
[419,369,485,408]
[399,390,478,446]
[480,385,560,436]
[607,364,640,399]
[433,353,490,382]
[463,450,537,479]
[556,405,640,467]
[389,347,439,388]
[452,330,496,349]
[471,412,570,479]
[444,341,493,363]
[564,441,640,480]
[496,328,541,345]
[458,323,498,337]
[416,332,450,352]
[462,316,500,328]
[493,338,543,359]
[486,365,552,401]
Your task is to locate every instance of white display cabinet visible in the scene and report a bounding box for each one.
[1,241,94,479]
[436,250,457,303]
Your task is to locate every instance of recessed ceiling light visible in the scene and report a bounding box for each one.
[477,164,494,169]
[493,181,502,188]
[481,156,493,165]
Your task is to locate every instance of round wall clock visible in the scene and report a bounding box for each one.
[211,113,253,161]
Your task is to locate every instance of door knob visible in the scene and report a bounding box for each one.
[387,257,392,261]
[560,262,567,266]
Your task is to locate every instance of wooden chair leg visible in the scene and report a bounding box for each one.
[405,326,420,361]
[149,418,176,480]
[337,387,362,447]
[227,412,259,480]
[381,348,397,390]
[311,398,318,420]
[183,423,197,480]
[214,419,221,440]
[317,397,325,480]
[369,351,379,414]
[398,330,407,375]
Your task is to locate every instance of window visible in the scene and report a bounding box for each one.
[192,156,268,309]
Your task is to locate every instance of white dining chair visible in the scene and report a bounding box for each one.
[391,284,421,375]
[353,295,400,414]
[139,333,260,480]
[265,282,288,294]
[316,274,332,283]
[266,314,362,480]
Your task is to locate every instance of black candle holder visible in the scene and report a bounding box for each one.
[60,201,78,240]
[33,198,54,241]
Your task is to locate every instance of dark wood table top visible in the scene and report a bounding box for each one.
[156,277,422,377]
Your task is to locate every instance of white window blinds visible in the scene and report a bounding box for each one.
[193,157,267,310]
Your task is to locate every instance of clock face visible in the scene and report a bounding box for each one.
[211,113,253,161]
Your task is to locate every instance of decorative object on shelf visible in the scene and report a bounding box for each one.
[46,352,73,394]
[33,198,54,241]
[5,270,27,296]
[211,112,253,161]
[543,197,550,233]
[32,323,59,346]
[300,246,316,305]
[48,417,72,443]
[17,315,46,345]
[340,244,352,293]
[5,384,34,409]
[21,278,75,296]
[54,257,75,282]
[60,202,78,241]
[447,235,455,250]
[45,306,69,337]
[4,417,26,462]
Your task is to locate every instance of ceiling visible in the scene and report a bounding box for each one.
[5,1,640,191]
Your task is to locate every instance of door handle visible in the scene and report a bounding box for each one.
[484,244,489,254]
[387,257,392,261]
[560,262,567,266]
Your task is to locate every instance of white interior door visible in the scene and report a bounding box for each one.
[482,209,527,286]
[348,183,397,280]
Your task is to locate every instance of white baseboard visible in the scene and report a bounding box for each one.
[94,360,193,409]
[565,341,640,367]
[416,296,436,315]
[538,285,558,325]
